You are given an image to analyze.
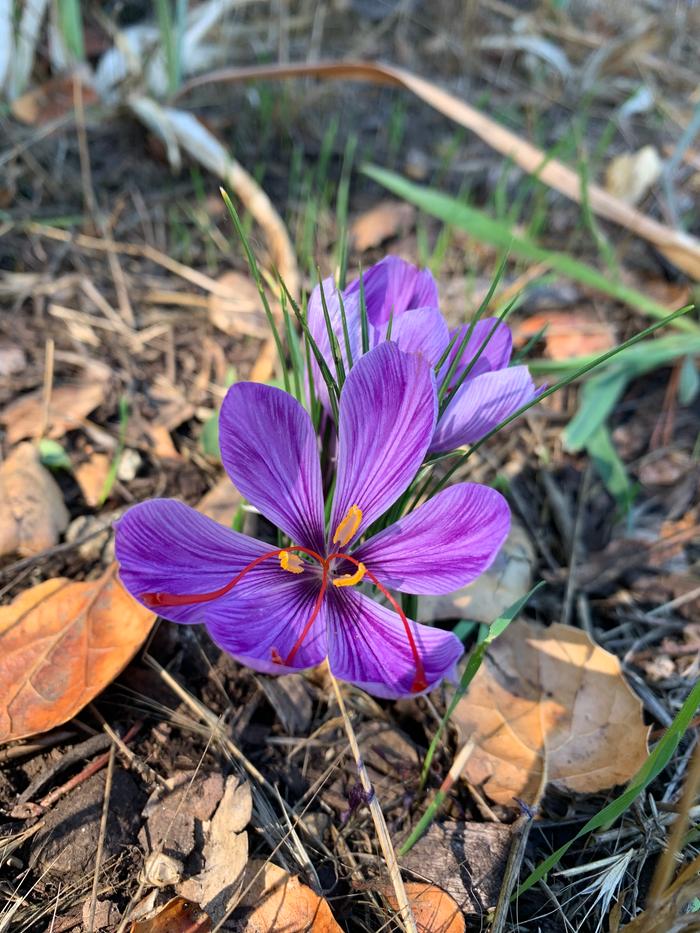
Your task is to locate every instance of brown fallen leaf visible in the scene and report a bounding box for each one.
[207,271,267,338]
[0,442,70,558]
[351,200,416,252]
[515,310,616,361]
[11,74,99,126]
[178,775,251,922]
[2,363,111,445]
[76,453,111,507]
[196,477,242,527]
[130,896,211,933]
[452,621,649,806]
[0,564,155,743]
[381,882,465,933]
[605,145,662,206]
[234,860,342,932]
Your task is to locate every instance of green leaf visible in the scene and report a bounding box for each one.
[586,425,637,514]
[38,438,72,471]
[362,165,699,333]
[679,354,700,405]
[200,413,220,460]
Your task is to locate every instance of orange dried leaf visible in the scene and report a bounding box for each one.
[382,882,465,933]
[236,860,342,932]
[11,74,99,126]
[452,621,649,806]
[130,896,211,933]
[76,453,111,507]
[516,310,616,361]
[351,200,416,252]
[0,565,155,743]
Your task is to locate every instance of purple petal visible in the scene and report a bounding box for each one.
[345,256,438,326]
[206,573,327,675]
[219,383,325,551]
[439,318,513,385]
[377,306,450,366]
[115,498,328,672]
[307,277,362,410]
[115,498,274,624]
[430,366,537,453]
[326,588,463,698]
[353,484,510,594]
[330,343,437,544]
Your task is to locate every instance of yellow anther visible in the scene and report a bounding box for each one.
[332,562,366,588]
[333,505,363,546]
[279,550,304,574]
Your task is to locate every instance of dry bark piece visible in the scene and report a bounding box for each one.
[207,270,267,337]
[177,775,251,923]
[2,363,111,445]
[516,310,616,360]
[418,522,535,625]
[130,896,211,933]
[350,200,416,251]
[234,860,342,932]
[0,564,155,743]
[0,442,69,557]
[452,621,649,806]
[399,821,511,914]
[380,882,465,933]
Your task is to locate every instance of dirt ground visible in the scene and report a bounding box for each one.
[1,1,700,931]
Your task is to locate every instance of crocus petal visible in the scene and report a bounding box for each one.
[307,276,362,411]
[345,256,438,326]
[206,572,327,676]
[377,306,450,366]
[326,588,463,698]
[115,498,275,624]
[439,318,513,385]
[330,343,437,542]
[219,383,325,552]
[353,484,510,594]
[430,365,537,453]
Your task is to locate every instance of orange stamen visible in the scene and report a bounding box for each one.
[333,505,363,547]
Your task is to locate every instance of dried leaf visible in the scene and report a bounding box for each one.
[418,522,535,625]
[2,364,111,445]
[605,145,662,206]
[178,776,251,923]
[0,442,69,557]
[0,564,155,743]
[130,896,211,933]
[11,74,98,126]
[452,621,649,806]
[76,453,111,507]
[235,860,342,932]
[207,271,267,338]
[196,477,241,527]
[350,200,416,252]
[381,882,465,933]
[516,310,616,360]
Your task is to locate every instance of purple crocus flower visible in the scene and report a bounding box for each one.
[308,256,537,454]
[115,343,510,699]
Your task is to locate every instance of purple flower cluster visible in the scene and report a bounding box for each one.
[115,257,533,698]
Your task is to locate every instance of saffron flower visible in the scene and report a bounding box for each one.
[308,255,537,453]
[115,343,510,698]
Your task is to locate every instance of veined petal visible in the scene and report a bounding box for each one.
[206,572,327,675]
[326,588,463,698]
[345,256,438,326]
[430,365,537,454]
[219,383,325,551]
[379,306,450,366]
[330,343,437,542]
[353,484,510,594]
[114,498,274,624]
[440,318,513,385]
